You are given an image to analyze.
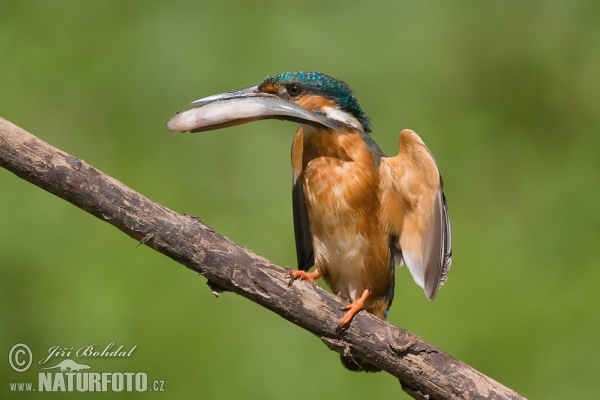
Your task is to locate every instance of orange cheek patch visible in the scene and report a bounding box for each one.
[258,83,280,94]
[296,95,337,113]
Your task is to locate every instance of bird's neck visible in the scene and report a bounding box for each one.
[299,125,375,167]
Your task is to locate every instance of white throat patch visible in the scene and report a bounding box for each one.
[322,106,363,131]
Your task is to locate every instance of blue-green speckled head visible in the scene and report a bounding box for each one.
[260,72,372,133]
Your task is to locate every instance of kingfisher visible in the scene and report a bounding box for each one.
[167,72,452,371]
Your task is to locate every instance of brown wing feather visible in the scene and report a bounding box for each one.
[379,129,451,300]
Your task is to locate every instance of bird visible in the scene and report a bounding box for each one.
[166,71,452,372]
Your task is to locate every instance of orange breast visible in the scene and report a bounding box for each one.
[295,125,393,317]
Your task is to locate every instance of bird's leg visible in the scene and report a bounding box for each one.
[338,289,370,331]
[286,269,321,287]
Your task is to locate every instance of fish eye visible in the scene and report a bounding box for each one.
[286,84,304,97]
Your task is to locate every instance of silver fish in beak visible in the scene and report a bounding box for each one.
[166,85,341,133]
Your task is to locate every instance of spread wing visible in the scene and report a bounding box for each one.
[291,127,314,271]
[379,129,452,300]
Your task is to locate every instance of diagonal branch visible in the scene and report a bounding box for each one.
[0,116,525,400]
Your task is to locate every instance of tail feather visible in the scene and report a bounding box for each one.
[340,355,381,373]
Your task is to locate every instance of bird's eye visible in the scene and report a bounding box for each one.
[286,84,304,97]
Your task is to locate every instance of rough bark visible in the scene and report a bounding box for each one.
[0,116,525,400]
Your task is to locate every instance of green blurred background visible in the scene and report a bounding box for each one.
[1,1,599,398]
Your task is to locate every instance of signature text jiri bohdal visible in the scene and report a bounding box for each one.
[39,343,137,365]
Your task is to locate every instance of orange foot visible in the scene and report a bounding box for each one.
[286,269,321,287]
[337,289,370,332]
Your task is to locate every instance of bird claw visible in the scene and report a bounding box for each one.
[336,320,350,334]
[285,269,320,287]
[337,306,358,332]
[336,289,370,332]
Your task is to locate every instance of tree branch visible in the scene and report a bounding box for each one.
[0,116,525,400]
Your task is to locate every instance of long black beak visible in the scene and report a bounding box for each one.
[166,86,341,133]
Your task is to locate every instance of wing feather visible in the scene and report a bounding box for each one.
[291,127,314,271]
[292,178,314,271]
[380,129,452,300]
